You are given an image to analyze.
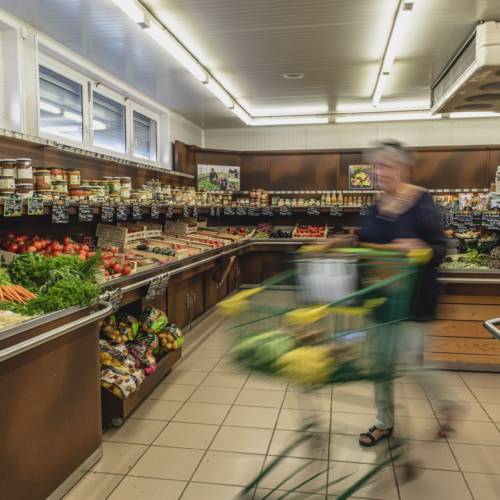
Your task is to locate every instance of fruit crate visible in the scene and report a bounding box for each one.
[164,219,198,235]
[96,223,145,250]
[292,224,328,239]
[118,222,163,239]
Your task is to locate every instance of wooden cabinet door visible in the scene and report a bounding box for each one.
[167,278,190,328]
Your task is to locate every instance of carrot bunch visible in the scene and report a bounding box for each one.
[0,285,37,304]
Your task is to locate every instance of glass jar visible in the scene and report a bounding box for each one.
[66,169,81,189]
[0,174,16,196]
[34,169,52,191]
[0,159,17,177]
[16,158,33,183]
[35,190,53,202]
[16,183,34,199]
[51,168,65,182]
[53,180,68,194]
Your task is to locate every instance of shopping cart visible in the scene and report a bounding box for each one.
[219,244,432,499]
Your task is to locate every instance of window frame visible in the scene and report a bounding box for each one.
[37,53,89,148]
[131,102,160,163]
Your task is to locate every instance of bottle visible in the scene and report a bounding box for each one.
[496,166,500,193]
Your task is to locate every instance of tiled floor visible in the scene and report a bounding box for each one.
[65,307,500,500]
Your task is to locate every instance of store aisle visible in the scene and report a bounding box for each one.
[65,302,500,500]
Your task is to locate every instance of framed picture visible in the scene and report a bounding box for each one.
[349,165,374,190]
[197,164,240,191]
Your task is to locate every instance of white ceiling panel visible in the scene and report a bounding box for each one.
[0,0,498,127]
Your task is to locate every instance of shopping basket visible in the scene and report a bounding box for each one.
[219,244,431,499]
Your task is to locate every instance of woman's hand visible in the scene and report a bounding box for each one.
[391,238,429,251]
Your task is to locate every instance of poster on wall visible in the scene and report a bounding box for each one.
[197,164,240,191]
[349,165,374,189]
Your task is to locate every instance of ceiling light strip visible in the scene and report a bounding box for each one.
[372,1,417,106]
[335,111,439,123]
[251,116,330,126]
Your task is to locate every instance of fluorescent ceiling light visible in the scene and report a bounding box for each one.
[92,119,107,131]
[372,1,417,106]
[335,111,440,123]
[249,104,330,117]
[231,105,252,125]
[251,116,330,126]
[63,110,82,122]
[40,101,61,115]
[448,112,500,119]
[112,0,145,24]
[204,78,233,108]
[144,23,207,82]
[337,99,430,114]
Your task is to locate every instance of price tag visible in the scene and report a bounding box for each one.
[223,206,235,216]
[145,273,169,301]
[306,206,320,216]
[3,195,22,217]
[359,205,370,217]
[116,203,129,221]
[216,206,222,218]
[330,205,344,217]
[132,202,142,221]
[101,202,115,223]
[481,214,500,230]
[450,213,481,232]
[103,288,123,312]
[236,206,247,216]
[78,199,94,222]
[192,205,198,218]
[278,206,293,216]
[260,207,274,217]
[150,201,160,219]
[27,195,44,216]
[51,198,69,224]
[209,206,216,217]
[247,207,260,217]
[165,205,174,219]
[182,205,191,218]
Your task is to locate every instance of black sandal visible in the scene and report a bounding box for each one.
[359,425,394,447]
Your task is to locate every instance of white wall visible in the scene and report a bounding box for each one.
[205,117,500,151]
[170,112,204,148]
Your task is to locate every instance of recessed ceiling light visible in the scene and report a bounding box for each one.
[282,72,304,80]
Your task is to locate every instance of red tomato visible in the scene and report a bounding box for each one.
[88,251,96,258]
[8,243,18,253]
[72,244,80,252]
[111,247,119,254]
[52,250,61,257]
[103,259,111,269]
[27,245,37,253]
[121,266,132,276]
[81,244,90,252]
[63,236,71,244]
[63,244,74,253]
[112,263,123,274]
[78,254,86,260]
[33,241,43,251]
[79,250,87,258]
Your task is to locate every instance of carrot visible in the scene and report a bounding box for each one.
[13,285,33,299]
[0,288,4,302]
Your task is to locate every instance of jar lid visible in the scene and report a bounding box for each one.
[16,158,32,162]
[0,159,17,162]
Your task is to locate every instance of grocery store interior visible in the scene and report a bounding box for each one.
[1,0,500,499]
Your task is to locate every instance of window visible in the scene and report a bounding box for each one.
[133,111,157,161]
[92,91,126,153]
[39,66,83,142]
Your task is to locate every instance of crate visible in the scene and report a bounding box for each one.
[118,222,163,239]
[164,218,198,235]
[96,223,145,250]
[292,224,328,239]
[0,249,16,264]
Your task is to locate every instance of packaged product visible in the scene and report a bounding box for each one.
[140,306,168,333]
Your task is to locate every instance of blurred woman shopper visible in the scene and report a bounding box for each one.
[357,140,453,447]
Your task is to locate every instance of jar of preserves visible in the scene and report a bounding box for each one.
[0,174,16,195]
[16,183,34,199]
[66,169,81,189]
[35,190,53,202]
[51,168,65,182]
[16,158,33,183]
[34,168,52,191]
[53,180,68,194]
[0,159,17,177]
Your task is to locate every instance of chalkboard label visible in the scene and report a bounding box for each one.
[145,273,169,301]
[3,195,22,217]
[52,198,69,224]
[101,202,115,223]
[450,213,481,233]
[330,205,344,217]
[132,202,142,221]
[482,214,500,230]
[260,207,274,217]
[236,206,247,216]
[165,205,174,219]
[223,206,235,216]
[27,195,44,216]
[78,199,94,222]
[192,205,198,218]
[359,205,370,217]
[247,207,260,217]
[182,205,190,218]
[150,201,160,219]
[306,206,321,216]
[278,206,293,216]
[209,206,216,217]
[116,203,129,221]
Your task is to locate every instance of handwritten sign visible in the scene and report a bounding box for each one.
[236,206,247,216]
[330,205,344,217]
[306,206,320,216]
[78,199,94,222]
[27,196,44,216]
[116,203,129,221]
[52,198,69,224]
[247,207,260,217]
[165,205,174,219]
[481,214,500,231]
[223,206,235,216]
[101,202,115,223]
[150,201,160,219]
[3,195,22,217]
[260,207,274,217]
[132,202,142,221]
[278,206,293,216]
[145,273,169,301]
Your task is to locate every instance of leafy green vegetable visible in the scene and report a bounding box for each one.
[0,268,11,285]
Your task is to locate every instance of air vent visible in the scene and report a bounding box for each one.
[432,21,500,114]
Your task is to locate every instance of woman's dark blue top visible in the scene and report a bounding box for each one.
[358,191,447,321]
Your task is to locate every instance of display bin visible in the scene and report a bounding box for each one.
[101,349,182,427]
[0,300,113,500]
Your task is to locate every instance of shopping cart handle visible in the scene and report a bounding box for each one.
[484,317,500,340]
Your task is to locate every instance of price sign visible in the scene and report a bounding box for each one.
[330,205,344,217]
[103,288,123,312]
[132,202,142,221]
[278,206,293,216]
[116,203,129,221]
[192,205,198,218]
[247,207,260,217]
[306,206,321,216]
[52,198,69,224]
[3,195,22,217]
[482,214,500,230]
[223,206,235,216]
[260,207,274,217]
[450,213,481,232]
[145,273,169,301]
[209,206,216,217]
[182,205,191,218]
[101,202,115,223]
[165,205,174,219]
[78,199,94,222]
[150,201,160,219]
[27,195,44,216]
[216,206,222,218]
[236,206,247,216]
[359,205,370,217]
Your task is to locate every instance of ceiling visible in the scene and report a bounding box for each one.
[1,0,500,128]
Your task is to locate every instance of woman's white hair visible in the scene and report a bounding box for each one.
[365,140,415,167]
